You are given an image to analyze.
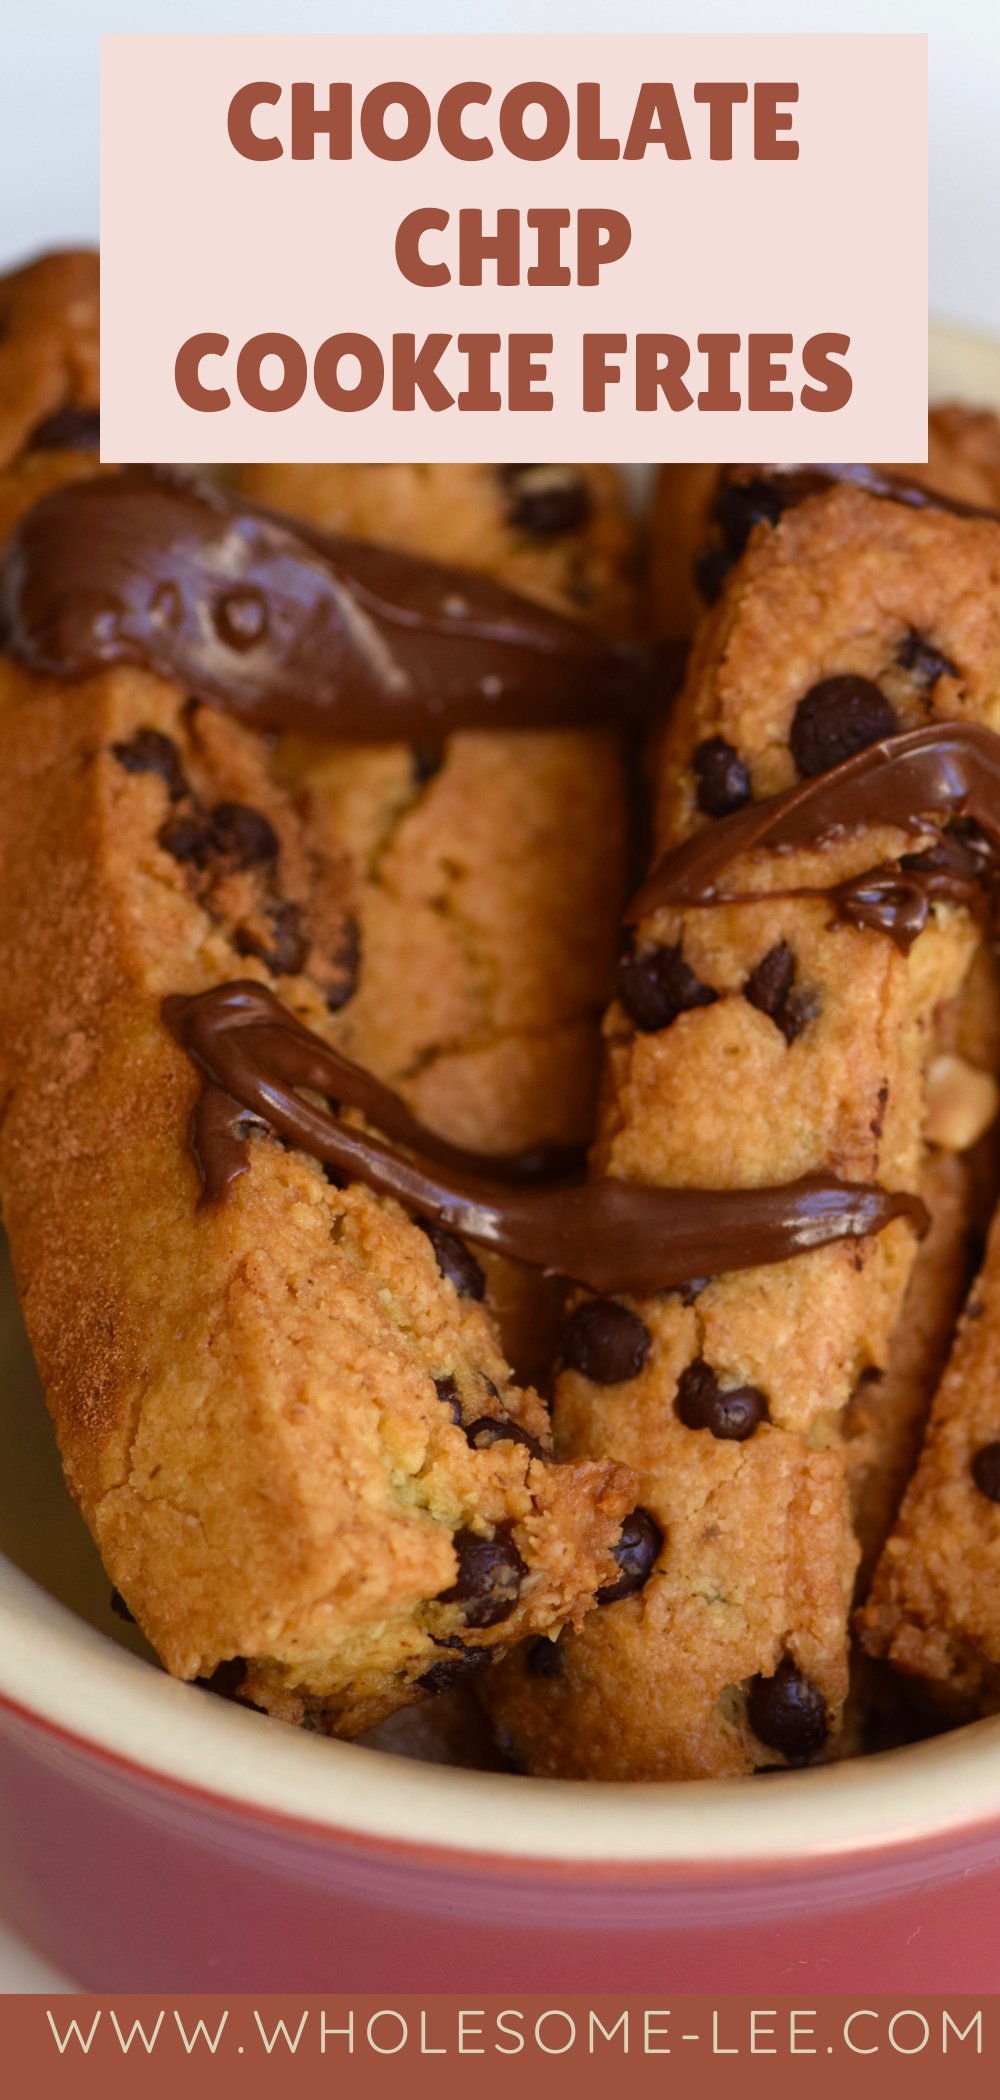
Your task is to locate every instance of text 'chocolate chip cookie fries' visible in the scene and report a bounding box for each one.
[482,468,1000,1780]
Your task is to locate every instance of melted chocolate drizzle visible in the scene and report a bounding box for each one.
[0,468,648,739]
[630,722,1000,947]
[739,461,1000,528]
[163,981,926,1295]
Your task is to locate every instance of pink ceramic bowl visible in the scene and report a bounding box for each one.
[4,359,1000,1993]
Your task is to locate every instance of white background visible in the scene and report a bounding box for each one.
[0,0,996,1988]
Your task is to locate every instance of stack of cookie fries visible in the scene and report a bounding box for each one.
[3,250,1000,1776]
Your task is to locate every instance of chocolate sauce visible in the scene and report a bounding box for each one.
[0,468,648,739]
[163,981,926,1295]
[738,460,1000,528]
[629,723,1000,941]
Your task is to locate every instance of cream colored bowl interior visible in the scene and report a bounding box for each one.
[1,328,999,1870]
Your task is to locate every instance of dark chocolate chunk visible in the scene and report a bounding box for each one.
[747,1655,829,1762]
[481,1376,501,1401]
[744,942,818,1046]
[790,676,898,779]
[598,1507,664,1605]
[213,586,269,652]
[563,1298,650,1385]
[196,1657,248,1700]
[112,727,189,802]
[897,629,959,692]
[209,802,280,869]
[28,406,101,451]
[235,900,309,978]
[324,916,360,1013]
[505,468,592,538]
[617,943,718,1034]
[693,736,752,817]
[418,1218,486,1300]
[417,1642,493,1695]
[464,1415,546,1463]
[158,813,214,866]
[437,1528,526,1628]
[434,1374,462,1424]
[109,1587,135,1624]
[971,1441,1000,1502]
[526,1634,566,1679]
[676,1358,769,1441]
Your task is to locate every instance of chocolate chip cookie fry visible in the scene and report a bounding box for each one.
[649,408,1000,658]
[0,481,640,1737]
[238,462,635,1381]
[0,249,112,543]
[483,481,1000,1780]
[856,1176,1000,1715]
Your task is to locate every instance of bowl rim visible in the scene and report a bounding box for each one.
[3,1554,1000,1876]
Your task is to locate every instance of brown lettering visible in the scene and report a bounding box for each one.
[636,335,693,411]
[314,334,384,412]
[499,82,570,161]
[509,335,553,411]
[437,81,493,160]
[395,208,451,287]
[527,208,571,286]
[236,334,307,412]
[698,334,741,410]
[392,334,455,411]
[749,332,793,410]
[693,82,748,160]
[290,82,351,159]
[459,209,520,286]
[754,83,799,161]
[577,83,619,160]
[622,84,690,160]
[801,333,853,411]
[583,334,626,412]
[360,81,431,161]
[174,335,230,412]
[227,82,282,161]
[457,334,502,410]
[577,209,631,285]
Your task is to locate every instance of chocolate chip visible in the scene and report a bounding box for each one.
[437,1529,526,1628]
[505,468,592,538]
[693,546,733,607]
[418,1219,486,1301]
[112,728,188,801]
[618,943,718,1034]
[158,813,214,866]
[434,1374,462,1424]
[897,629,959,692]
[109,1587,135,1624]
[481,1376,501,1401]
[235,900,309,977]
[28,406,101,450]
[417,1642,493,1695]
[412,744,444,786]
[209,802,280,869]
[790,676,898,779]
[744,942,818,1045]
[563,1298,650,1385]
[526,1635,565,1679]
[971,1441,1000,1502]
[213,587,269,651]
[715,477,788,559]
[598,1508,664,1605]
[196,1657,248,1700]
[676,1359,769,1441]
[324,916,360,1013]
[693,736,752,817]
[747,1656,829,1762]
[464,1416,546,1463]
[678,1278,710,1305]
